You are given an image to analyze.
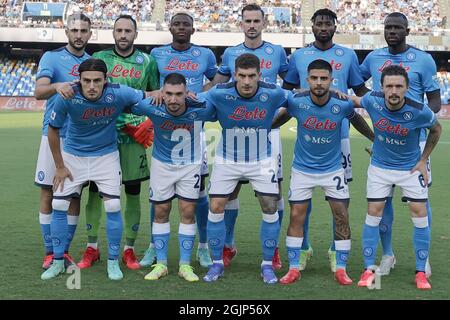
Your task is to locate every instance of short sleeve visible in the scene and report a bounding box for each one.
[49,95,68,128]
[36,52,55,80]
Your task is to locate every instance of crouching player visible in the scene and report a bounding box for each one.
[41,59,146,281]
[272,59,374,285]
[130,73,217,281]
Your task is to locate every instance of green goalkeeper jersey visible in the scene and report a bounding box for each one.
[92,48,159,143]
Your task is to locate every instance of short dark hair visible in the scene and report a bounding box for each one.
[241,4,265,19]
[78,58,107,77]
[114,14,137,31]
[385,12,409,27]
[381,65,409,86]
[170,12,194,25]
[164,73,187,86]
[66,13,91,28]
[307,59,332,74]
[311,8,337,24]
[235,53,260,73]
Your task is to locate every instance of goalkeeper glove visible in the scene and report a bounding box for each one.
[134,118,154,148]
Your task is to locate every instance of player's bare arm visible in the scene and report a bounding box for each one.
[426,90,442,113]
[203,73,230,91]
[349,112,374,142]
[271,107,292,129]
[411,120,442,186]
[47,126,73,192]
[35,77,75,100]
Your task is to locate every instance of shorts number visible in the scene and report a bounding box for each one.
[418,174,426,188]
[333,176,347,190]
[139,154,147,169]
[278,154,282,169]
[269,169,277,183]
[194,174,200,189]
[341,153,352,169]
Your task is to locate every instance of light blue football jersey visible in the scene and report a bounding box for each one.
[361,91,437,171]
[36,47,91,137]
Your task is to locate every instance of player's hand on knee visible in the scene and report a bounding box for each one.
[53,167,73,192]
[55,82,75,99]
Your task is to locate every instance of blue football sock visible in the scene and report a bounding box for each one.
[330,218,336,251]
[335,239,351,269]
[51,209,68,259]
[286,236,302,269]
[65,215,79,252]
[106,211,123,260]
[412,217,430,272]
[277,198,284,226]
[380,197,394,256]
[301,199,312,250]
[362,214,381,268]
[224,199,239,248]
[195,195,209,244]
[260,213,280,262]
[207,211,226,261]
[39,212,53,254]
[153,222,170,265]
[179,223,196,265]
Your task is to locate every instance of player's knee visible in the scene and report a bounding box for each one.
[52,199,70,212]
[261,199,278,214]
[104,198,121,213]
[125,183,141,195]
[210,200,226,213]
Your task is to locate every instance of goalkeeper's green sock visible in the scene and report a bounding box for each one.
[125,193,141,247]
[85,190,103,244]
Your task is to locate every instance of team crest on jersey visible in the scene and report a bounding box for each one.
[191,48,201,57]
[335,48,344,56]
[403,111,413,121]
[188,112,198,120]
[406,52,416,61]
[260,93,269,102]
[38,171,45,181]
[105,94,115,103]
[331,104,341,114]
[135,55,144,64]
[264,46,274,55]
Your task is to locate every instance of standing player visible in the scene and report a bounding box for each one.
[205,4,289,269]
[130,73,216,282]
[34,13,92,269]
[140,12,218,268]
[272,59,374,285]
[203,54,287,284]
[351,65,441,290]
[41,59,147,280]
[359,12,441,277]
[282,8,369,272]
[78,15,159,271]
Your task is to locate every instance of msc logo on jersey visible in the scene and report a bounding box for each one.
[105,94,115,103]
[50,111,56,120]
[191,48,201,57]
[38,171,45,181]
[335,48,344,57]
[260,93,269,102]
[403,111,413,121]
[304,134,312,142]
[135,55,144,64]
[264,46,274,55]
[406,52,416,61]
[331,104,341,114]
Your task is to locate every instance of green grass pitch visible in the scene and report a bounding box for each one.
[0,112,449,299]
